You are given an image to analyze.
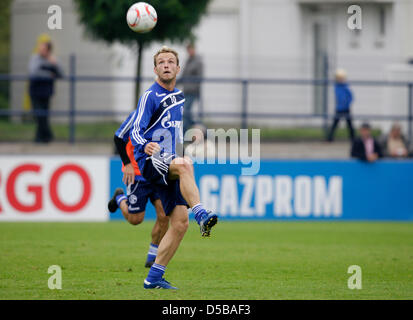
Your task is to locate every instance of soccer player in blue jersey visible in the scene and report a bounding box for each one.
[130,46,218,290]
[107,110,169,268]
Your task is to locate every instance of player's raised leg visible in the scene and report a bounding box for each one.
[107,187,144,225]
[168,156,218,237]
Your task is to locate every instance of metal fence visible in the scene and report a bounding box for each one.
[1,54,412,144]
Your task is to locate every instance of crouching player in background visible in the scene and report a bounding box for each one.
[108,111,169,268]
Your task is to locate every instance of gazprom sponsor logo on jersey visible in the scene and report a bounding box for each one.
[161,111,182,129]
[200,174,342,219]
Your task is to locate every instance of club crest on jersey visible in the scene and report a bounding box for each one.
[161,111,182,129]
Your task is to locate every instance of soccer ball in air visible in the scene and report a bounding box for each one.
[126,2,157,33]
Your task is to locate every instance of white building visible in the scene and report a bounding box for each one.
[10,0,413,133]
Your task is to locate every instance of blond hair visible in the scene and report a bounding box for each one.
[153,46,179,66]
[335,68,347,80]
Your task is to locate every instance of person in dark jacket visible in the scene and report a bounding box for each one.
[327,69,355,142]
[351,123,383,162]
[180,43,203,133]
[29,39,63,143]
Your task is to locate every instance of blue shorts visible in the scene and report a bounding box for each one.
[138,152,176,186]
[155,180,188,216]
[138,153,188,216]
[126,179,160,214]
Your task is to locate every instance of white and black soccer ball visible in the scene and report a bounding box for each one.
[126,2,157,33]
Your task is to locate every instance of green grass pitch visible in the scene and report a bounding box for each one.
[0,221,412,300]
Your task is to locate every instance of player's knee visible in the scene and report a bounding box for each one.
[174,216,189,234]
[184,156,194,174]
[175,158,193,176]
[176,221,189,235]
[128,214,144,226]
[157,214,169,227]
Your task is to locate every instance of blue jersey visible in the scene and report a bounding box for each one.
[115,111,135,142]
[130,81,185,163]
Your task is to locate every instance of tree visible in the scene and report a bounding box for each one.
[73,0,211,104]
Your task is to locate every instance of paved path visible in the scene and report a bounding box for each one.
[0,141,352,159]
[259,141,351,159]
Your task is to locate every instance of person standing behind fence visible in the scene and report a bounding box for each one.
[327,69,355,142]
[180,43,203,134]
[28,36,63,143]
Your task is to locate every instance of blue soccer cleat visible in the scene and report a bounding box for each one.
[143,278,178,290]
[199,211,218,238]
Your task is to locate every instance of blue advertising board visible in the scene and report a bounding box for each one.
[110,158,413,221]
